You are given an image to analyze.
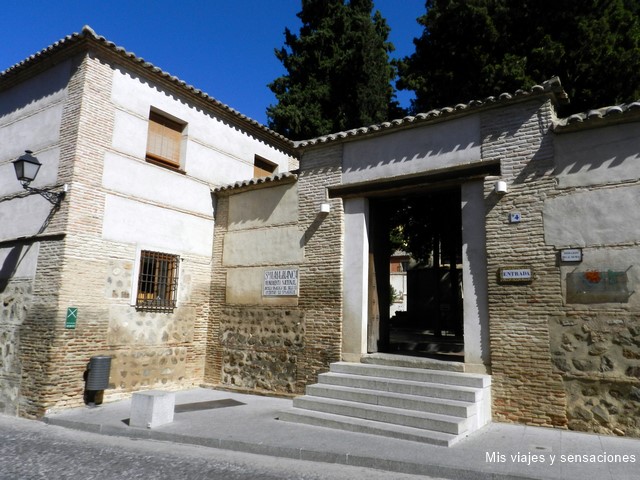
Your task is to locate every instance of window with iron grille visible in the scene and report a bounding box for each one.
[136,251,179,310]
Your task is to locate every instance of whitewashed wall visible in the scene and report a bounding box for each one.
[0,61,71,243]
[110,67,292,187]
[342,115,481,185]
[103,65,295,255]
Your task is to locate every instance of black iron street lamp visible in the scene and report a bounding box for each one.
[12,150,66,205]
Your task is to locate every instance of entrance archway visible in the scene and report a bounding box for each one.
[367,188,464,361]
[341,180,490,373]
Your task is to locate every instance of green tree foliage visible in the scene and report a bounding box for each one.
[267,0,401,140]
[398,0,640,115]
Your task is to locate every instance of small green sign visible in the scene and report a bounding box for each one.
[66,307,78,329]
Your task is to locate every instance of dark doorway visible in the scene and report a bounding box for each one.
[367,187,464,361]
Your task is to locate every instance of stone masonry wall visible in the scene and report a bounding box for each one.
[17,52,212,416]
[52,52,211,410]
[205,195,227,386]
[15,53,82,417]
[209,181,309,395]
[483,98,640,437]
[481,99,569,428]
[549,310,640,436]
[0,278,32,415]
[208,147,344,394]
[220,307,304,392]
[544,184,640,434]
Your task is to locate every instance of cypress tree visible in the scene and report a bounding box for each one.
[267,0,399,140]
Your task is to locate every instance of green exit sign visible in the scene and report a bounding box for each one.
[65,307,78,329]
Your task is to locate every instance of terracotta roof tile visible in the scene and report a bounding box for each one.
[213,171,298,193]
[554,101,640,130]
[295,77,569,149]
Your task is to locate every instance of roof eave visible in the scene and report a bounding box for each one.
[0,26,297,155]
[553,101,640,133]
[294,77,569,152]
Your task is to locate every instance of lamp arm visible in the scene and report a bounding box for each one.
[22,183,66,206]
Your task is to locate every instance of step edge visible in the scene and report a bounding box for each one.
[293,396,469,434]
[279,409,458,446]
[330,362,491,388]
[306,384,476,415]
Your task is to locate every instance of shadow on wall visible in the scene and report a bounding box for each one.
[0,61,73,119]
[553,122,640,181]
[0,192,64,292]
[300,210,329,247]
[341,116,482,177]
[0,244,25,293]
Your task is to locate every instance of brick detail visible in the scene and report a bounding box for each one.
[206,195,227,385]
[481,99,568,428]
[17,52,211,416]
[295,145,344,387]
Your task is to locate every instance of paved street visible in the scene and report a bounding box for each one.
[0,415,437,480]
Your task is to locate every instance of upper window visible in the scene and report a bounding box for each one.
[136,250,180,311]
[254,155,277,178]
[146,111,185,170]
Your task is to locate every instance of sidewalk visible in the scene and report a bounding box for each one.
[44,387,640,480]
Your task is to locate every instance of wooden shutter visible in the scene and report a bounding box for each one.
[146,112,182,167]
[254,156,277,178]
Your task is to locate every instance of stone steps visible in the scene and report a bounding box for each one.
[280,407,459,447]
[361,352,465,372]
[306,383,475,418]
[330,362,489,388]
[279,359,491,446]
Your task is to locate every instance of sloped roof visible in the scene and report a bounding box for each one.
[294,77,569,149]
[554,101,640,131]
[213,171,298,194]
[0,25,294,151]
[6,26,636,156]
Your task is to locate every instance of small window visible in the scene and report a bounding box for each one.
[136,250,179,310]
[254,155,277,178]
[146,111,184,169]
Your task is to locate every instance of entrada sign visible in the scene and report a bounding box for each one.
[498,267,533,283]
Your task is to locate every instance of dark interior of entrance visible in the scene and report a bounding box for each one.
[368,187,463,361]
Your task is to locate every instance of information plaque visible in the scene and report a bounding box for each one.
[561,249,583,263]
[263,268,299,296]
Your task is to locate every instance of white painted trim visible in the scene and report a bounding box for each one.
[342,198,370,359]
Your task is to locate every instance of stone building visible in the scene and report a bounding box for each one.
[0,26,296,417]
[1,27,640,440]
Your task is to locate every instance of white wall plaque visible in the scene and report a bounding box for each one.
[499,267,533,283]
[263,268,299,296]
[560,248,582,262]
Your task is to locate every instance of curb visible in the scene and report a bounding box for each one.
[42,416,549,480]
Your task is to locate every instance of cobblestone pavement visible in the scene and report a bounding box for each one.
[0,415,440,480]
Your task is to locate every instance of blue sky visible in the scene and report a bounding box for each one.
[1,1,425,125]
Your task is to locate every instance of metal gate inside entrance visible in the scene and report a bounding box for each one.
[368,187,464,361]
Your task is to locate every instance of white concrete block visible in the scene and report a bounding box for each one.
[130,390,175,428]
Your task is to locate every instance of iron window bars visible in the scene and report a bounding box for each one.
[136,250,179,311]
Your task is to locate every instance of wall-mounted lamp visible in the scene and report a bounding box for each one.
[12,150,66,206]
[494,180,508,195]
[319,202,331,214]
